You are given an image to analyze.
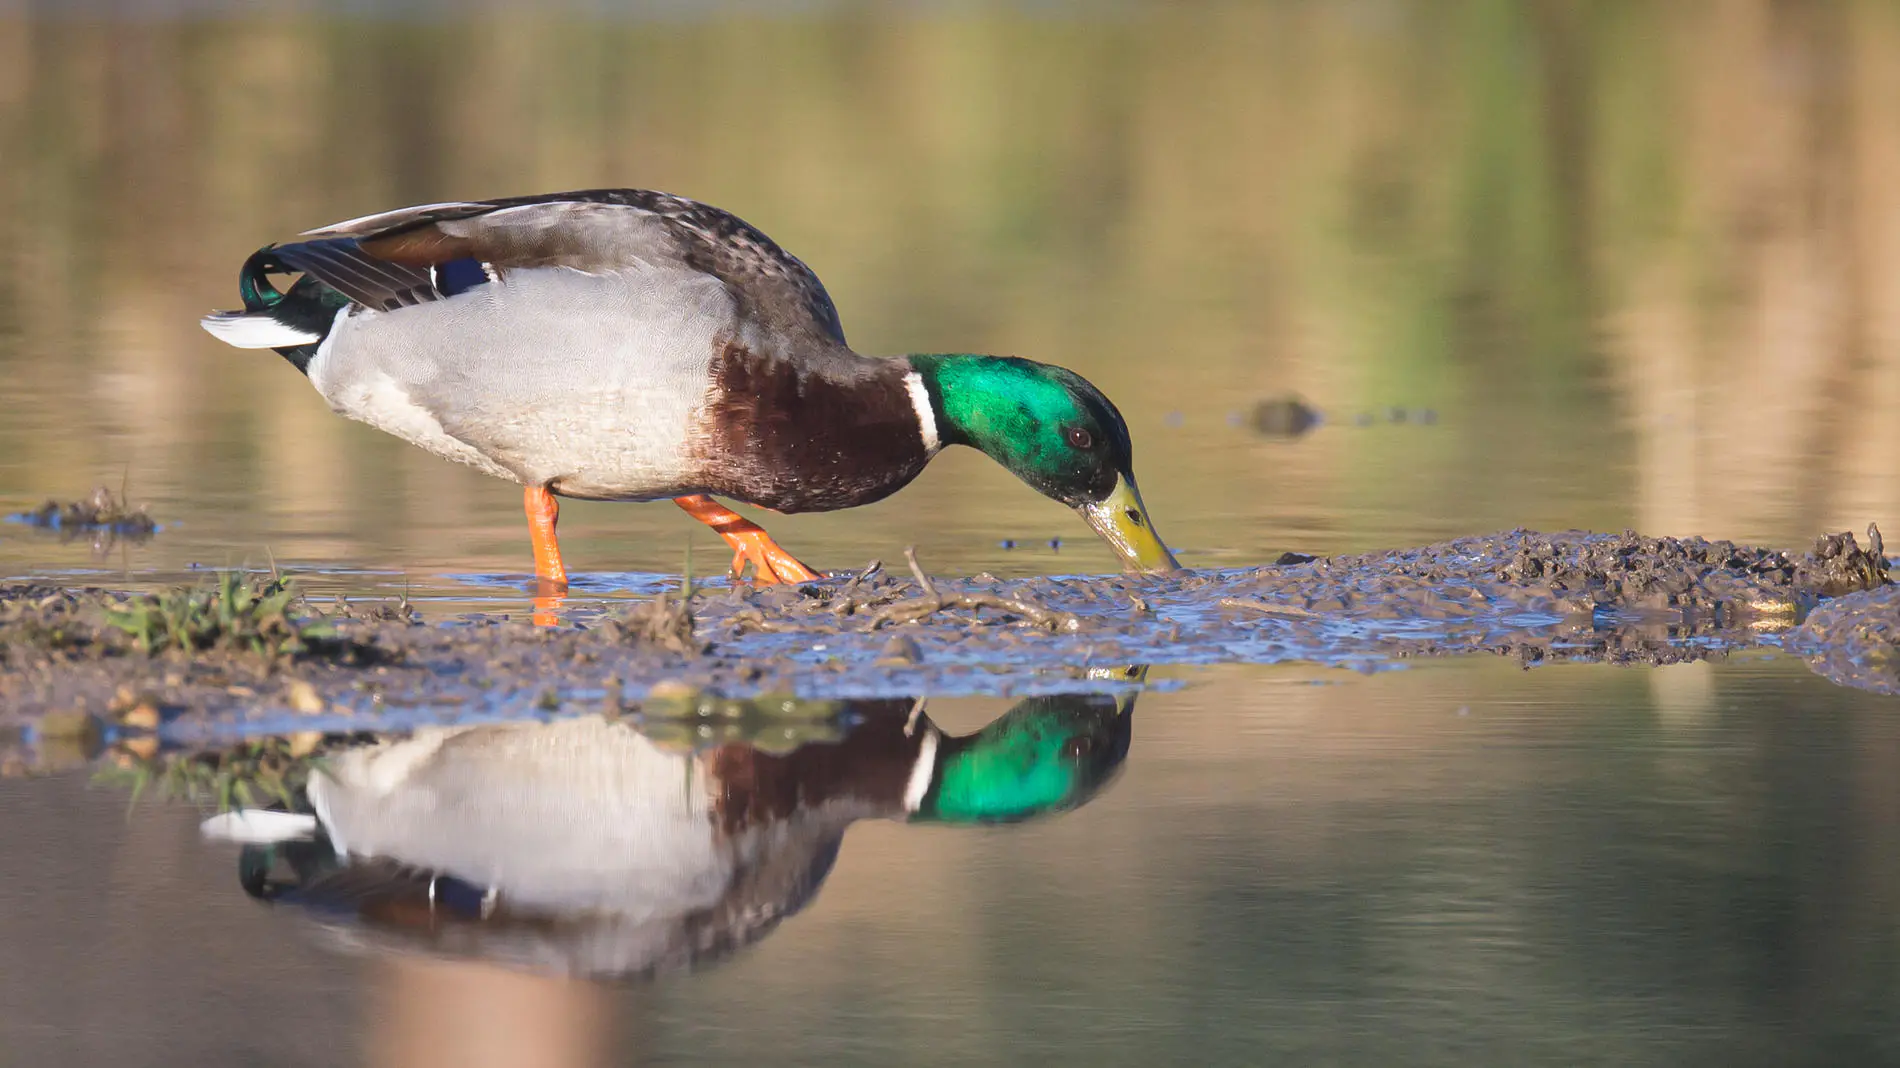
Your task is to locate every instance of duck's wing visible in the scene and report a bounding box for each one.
[286,188,847,348]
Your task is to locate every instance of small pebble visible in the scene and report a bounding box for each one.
[1000,539,1015,550]
[1388,407,1407,423]
[647,680,699,701]
[1353,412,1374,427]
[1419,409,1438,425]
[875,634,923,666]
[285,678,324,714]
[1164,411,1184,427]
[1048,539,1061,550]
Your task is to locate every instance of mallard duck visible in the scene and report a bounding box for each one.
[200,189,1178,586]
[201,687,1137,979]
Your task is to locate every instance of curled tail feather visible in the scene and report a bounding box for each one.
[200,246,349,371]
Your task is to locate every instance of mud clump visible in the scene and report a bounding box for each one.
[1254,527,1889,620]
[1492,531,1798,610]
[9,486,158,549]
[722,551,1080,636]
[605,579,707,656]
[324,594,422,624]
[1795,525,1889,597]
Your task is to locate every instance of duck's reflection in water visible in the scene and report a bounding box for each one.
[200,685,1139,1066]
[203,681,1140,992]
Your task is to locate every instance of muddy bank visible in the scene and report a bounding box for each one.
[0,527,1891,749]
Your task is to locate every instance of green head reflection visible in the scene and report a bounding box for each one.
[914,672,1141,824]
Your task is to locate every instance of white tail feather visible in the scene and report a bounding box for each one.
[200,809,320,844]
[200,311,319,349]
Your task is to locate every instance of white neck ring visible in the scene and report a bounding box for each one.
[903,371,941,454]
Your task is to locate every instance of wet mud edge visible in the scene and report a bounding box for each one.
[1,527,1893,754]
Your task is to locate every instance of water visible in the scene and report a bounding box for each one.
[4,3,1899,587]
[7,658,1900,1066]
[3,3,1900,1065]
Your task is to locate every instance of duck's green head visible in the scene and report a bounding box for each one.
[908,354,1180,573]
[913,691,1136,825]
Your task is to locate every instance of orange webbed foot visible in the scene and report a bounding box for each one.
[673,495,820,585]
[726,528,821,584]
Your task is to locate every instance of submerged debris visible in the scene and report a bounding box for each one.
[1249,396,1321,439]
[9,485,158,549]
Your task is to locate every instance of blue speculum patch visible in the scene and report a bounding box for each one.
[433,258,491,297]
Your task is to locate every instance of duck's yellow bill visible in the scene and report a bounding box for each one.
[1078,475,1181,574]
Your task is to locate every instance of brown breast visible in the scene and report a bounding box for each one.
[691,338,933,513]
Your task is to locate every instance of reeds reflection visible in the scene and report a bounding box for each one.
[0,2,1895,578]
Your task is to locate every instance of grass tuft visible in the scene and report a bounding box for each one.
[93,733,362,812]
[105,571,337,660]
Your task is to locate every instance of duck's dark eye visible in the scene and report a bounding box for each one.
[1064,426,1093,450]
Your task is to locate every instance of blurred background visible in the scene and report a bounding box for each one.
[3,0,1896,581]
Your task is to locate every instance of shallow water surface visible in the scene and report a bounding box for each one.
[5,657,1900,1067]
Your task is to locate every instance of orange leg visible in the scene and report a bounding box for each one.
[673,495,820,584]
[524,485,567,625]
